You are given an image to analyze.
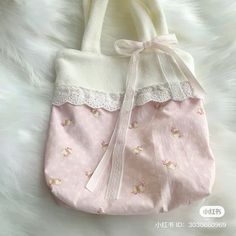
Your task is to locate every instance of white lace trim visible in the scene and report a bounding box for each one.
[52,81,194,111]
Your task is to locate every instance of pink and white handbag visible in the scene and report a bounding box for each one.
[44,0,215,215]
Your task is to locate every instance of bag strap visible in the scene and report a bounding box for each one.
[81,0,169,54]
[81,0,109,53]
[131,0,169,41]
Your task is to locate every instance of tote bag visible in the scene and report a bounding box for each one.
[44,0,215,215]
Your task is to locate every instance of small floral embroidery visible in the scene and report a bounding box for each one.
[48,178,62,187]
[197,107,204,115]
[96,207,104,214]
[129,121,138,129]
[85,170,93,178]
[62,147,72,157]
[101,141,109,150]
[91,108,101,117]
[171,127,182,138]
[132,182,145,194]
[162,160,177,170]
[61,119,73,126]
[133,145,143,155]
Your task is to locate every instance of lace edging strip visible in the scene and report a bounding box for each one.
[52,81,194,111]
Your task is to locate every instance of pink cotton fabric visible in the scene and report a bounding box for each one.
[44,98,215,215]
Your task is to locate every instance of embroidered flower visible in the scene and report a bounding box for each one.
[85,170,93,178]
[197,107,204,115]
[96,207,104,214]
[91,108,101,117]
[162,160,177,170]
[101,141,109,150]
[61,119,73,126]
[133,145,143,155]
[171,127,182,138]
[132,182,145,194]
[62,147,72,157]
[48,178,62,187]
[129,121,138,129]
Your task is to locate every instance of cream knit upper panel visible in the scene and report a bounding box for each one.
[55,48,194,93]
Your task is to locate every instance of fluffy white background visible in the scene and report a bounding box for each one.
[0,0,235,235]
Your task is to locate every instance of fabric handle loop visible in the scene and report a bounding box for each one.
[81,0,170,53]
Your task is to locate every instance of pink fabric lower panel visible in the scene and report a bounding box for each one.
[44,98,215,215]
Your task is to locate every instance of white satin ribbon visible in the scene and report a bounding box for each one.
[86,34,206,200]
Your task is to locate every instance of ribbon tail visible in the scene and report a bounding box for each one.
[105,54,140,200]
[85,125,117,192]
[105,133,126,200]
[86,53,138,197]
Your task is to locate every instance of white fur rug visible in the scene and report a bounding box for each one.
[0,0,236,235]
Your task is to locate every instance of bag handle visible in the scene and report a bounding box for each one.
[131,0,169,41]
[81,0,169,54]
[81,0,109,53]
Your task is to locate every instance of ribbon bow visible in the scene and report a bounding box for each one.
[115,34,178,55]
[86,34,205,200]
